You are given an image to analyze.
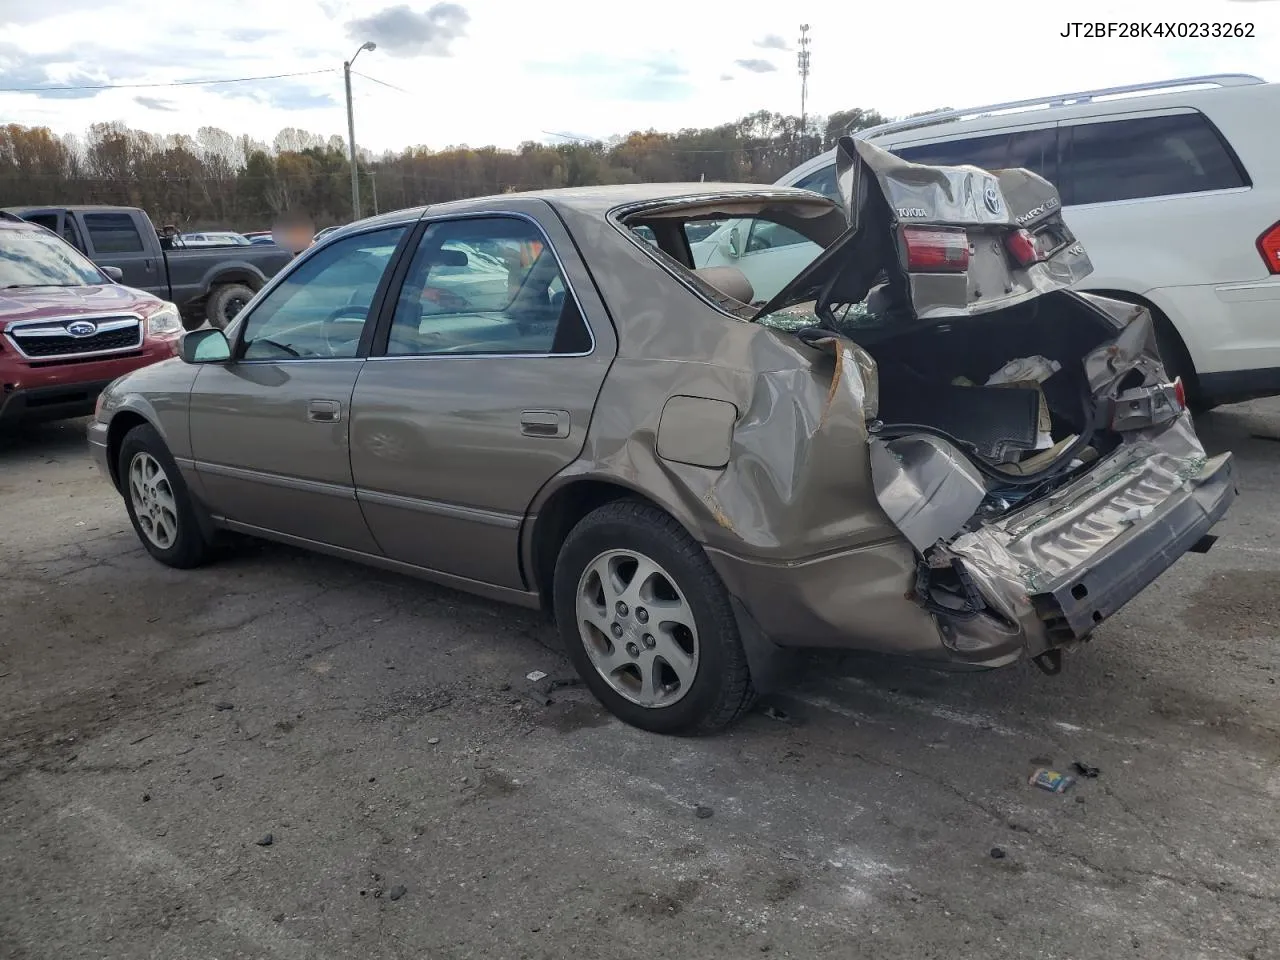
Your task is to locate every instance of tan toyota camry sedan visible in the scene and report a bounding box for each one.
[89,138,1235,734]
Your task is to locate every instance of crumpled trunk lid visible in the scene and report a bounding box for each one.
[754,136,1093,324]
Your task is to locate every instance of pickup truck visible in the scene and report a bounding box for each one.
[1,205,292,330]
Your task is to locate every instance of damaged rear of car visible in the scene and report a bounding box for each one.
[604,138,1234,683]
[763,138,1235,673]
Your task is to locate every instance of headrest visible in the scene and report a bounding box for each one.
[692,265,754,305]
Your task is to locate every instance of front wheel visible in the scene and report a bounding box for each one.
[119,423,213,569]
[553,500,755,735]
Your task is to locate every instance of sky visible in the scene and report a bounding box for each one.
[1,0,1278,153]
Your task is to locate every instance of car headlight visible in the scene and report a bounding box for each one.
[146,302,183,337]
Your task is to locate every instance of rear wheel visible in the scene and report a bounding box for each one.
[119,423,213,568]
[553,500,755,735]
[205,283,256,331]
[1153,318,1215,414]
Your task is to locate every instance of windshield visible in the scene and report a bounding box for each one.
[0,228,106,288]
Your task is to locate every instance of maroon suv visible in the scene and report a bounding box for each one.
[1,214,182,427]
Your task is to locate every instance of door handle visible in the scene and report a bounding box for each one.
[520,409,570,439]
[307,399,342,423]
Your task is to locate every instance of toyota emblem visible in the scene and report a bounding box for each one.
[66,320,98,338]
[983,182,1003,216]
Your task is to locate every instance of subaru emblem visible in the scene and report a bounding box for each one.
[983,182,1003,216]
[66,320,97,338]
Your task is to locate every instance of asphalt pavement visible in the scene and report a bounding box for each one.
[2,401,1279,960]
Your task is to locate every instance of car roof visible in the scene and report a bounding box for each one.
[779,75,1279,183]
[0,215,51,234]
[334,182,835,236]
[2,204,142,214]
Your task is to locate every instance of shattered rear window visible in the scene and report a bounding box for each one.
[757,299,876,334]
[630,225,659,248]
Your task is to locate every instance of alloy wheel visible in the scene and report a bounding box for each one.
[575,549,700,708]
[128,452,178,549]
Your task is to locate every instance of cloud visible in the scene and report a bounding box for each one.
[222,26,280,42]
[220,79,337,111]
[0,43,102,98]
[754,33,789,50]
[734,58,777,74]
[0,0,102,24]
[720,73,734,81]
[1,40,255,101]
[645,57,687,78]
[526,53,694,102]
[134,95,178,111]
[345,3,469,58]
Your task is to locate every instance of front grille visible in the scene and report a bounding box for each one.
[29,350,144,369]
[7,316,142,360]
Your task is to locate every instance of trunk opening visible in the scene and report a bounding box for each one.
[803,289,1224,658]
[848,289,1128,519]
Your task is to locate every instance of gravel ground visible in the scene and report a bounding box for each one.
[2,402,1279,960]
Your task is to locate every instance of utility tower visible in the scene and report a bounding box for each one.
[797,24,811,135]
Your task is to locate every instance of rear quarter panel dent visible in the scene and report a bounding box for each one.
[550,328,902,564]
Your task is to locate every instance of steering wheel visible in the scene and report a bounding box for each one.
[322,305,369,355]
[420,285,474,313]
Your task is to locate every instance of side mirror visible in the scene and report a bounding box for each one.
[725,225,741,258]
[179,328,232,364]
[101,265,124,282]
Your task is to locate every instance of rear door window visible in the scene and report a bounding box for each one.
[894,129,1058,182]
[794,165,840,201]
[1060,112,1246,205]
[385,216,592,357]
[895,133,1014,171]
[22,213,59,232]
[83,213,146,254]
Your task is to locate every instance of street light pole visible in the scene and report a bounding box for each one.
[797,24,811,136]
[344,41,376,221]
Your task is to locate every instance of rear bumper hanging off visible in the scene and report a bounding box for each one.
[1027,453,1235,643]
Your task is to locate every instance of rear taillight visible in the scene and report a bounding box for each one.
[1258,220,1280,275]
[903,226,970,272]
[1004,229,1043,267]
[1173,376,1187,411]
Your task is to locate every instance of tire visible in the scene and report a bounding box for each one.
[118,423,213,569]
[205,283,256,331]
[552,499,756,735]
[1149,311,1217,413]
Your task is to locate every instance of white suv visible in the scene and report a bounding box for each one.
[705,74,1280,408]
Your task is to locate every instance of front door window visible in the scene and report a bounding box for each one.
[238,226,407,360]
